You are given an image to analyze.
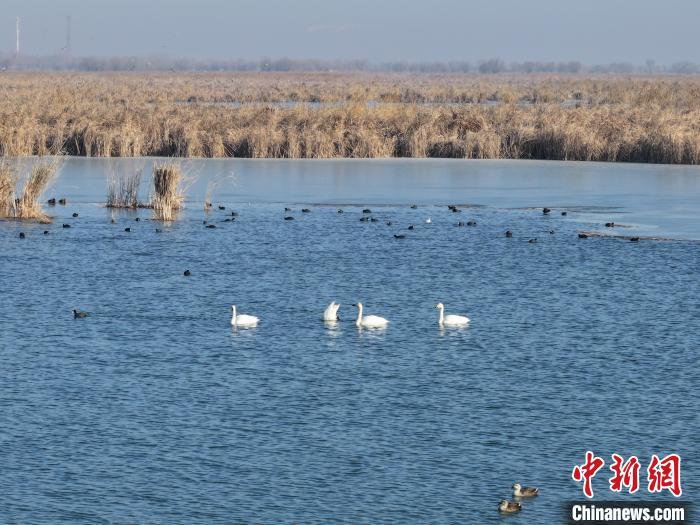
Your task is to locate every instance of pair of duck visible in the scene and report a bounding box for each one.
[230,302,471,329]
[499,483,539,514]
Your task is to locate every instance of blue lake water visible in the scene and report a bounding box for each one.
[1,158,698,524]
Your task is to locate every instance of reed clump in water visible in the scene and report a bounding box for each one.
[9,157,60,223]
[151,163,184,221]
[106,169,142,208]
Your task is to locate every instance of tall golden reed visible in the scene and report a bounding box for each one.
[0,162,17,217]
[0,72,699,164]
[15,159,61,222]
[106,169,142,208]
[151,163,184,221]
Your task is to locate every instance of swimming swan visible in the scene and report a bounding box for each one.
[435,303,470,327]
[353,303,389,328]
[323,301,340,321]
[231,305,259,328]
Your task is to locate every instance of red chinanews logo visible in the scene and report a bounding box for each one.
[572,451,682,498]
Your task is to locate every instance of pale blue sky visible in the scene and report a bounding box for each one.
[1,0,698,63]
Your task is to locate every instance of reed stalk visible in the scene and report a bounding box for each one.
[106,169,142,208]
[15,159,61,222]
[151,162,184,221]
[0,162,17,217]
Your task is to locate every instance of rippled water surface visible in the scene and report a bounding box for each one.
[1,159,698,524]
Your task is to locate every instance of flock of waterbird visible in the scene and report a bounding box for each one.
[19,199,633,244]
[61,200,543,513]
[228,301,470,329]
[60,201,625,326]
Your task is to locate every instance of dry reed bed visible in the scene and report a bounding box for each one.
[1,73,700,163]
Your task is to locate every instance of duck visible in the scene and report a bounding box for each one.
[73,309,89,319]
[630,237,640,242]
[124,227,131,232]
[218,205,226,210]
[457,221,465,227]
[337,209,344,214]
[410,204,418,209]
[605,222,615,227]
[578,233,588,239]
[561,211,568,216]
[353,303,389,328]
[362,208,372,214]
[543,207,551,214]
[206,224,217,229]
[72,212,79,218]
[62,224,71,228]
[47,198,56,206]
[499,500,522,514]
[284,216,294,221]
[394,234,406,239]
[231,305,259,328]
[58,198,67,205]
[505,230,513,237]
[512,483,539,498]
[360,216,370,222]
[18,232,26,239]
[528,238,537,243]
[408,225,415,230]
[284,207,292,211]
[435,303,470,327]
[467,220,477,226]
[301,208,311,213]
[323,301,340,322]
[183,270,191,276]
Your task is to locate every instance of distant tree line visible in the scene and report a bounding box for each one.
[1,53,699,74]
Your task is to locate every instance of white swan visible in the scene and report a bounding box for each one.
[231,305,259,328]
[425,217,432,224]
[353,303,389,328]
[323,301,340,321]
[435,303,470,327]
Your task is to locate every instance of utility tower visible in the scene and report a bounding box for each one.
[15,16,20,57]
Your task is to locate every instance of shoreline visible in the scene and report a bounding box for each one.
[6,155,700,169]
